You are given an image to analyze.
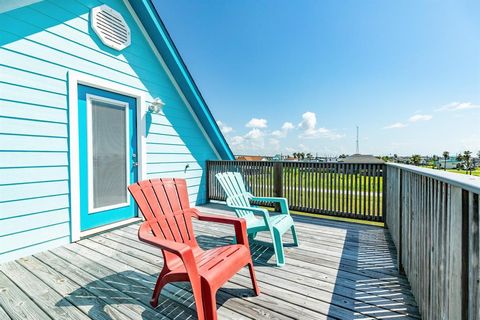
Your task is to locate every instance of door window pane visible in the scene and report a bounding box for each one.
[91,100,128,209]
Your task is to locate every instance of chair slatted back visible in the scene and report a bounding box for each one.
[215,172,254,219]
[128,178,197,247]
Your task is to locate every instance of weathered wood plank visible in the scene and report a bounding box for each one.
[103,228,420,319]
[15,255,127,320]
[469,192,480,320]
[0,271,51,320]
[33,250,164,320]
[50,246,200,320]
[0,202,422,319]
[385,163,480,320]
[113,225,418,309]
[0,261,89,320]
[76,238,288,319]
[0,304,11,320]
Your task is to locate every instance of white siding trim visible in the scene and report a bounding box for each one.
[123,0,222,160]
[68,71,147,242]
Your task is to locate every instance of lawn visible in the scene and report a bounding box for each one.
[243,167,384,218]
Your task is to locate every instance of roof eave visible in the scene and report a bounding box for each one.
[128,0,234,160]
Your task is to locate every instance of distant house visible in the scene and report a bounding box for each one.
[342,154,385,164]
[0,0,233,263]
[437,159,464,169]
[236,155,269,161]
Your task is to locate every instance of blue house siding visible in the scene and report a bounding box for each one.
[0,0,223,263]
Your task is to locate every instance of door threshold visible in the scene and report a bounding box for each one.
[79,217,143,239]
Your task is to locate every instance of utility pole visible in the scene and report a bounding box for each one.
[356,126,360,154]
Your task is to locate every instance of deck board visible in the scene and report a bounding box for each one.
[0,203,420,319]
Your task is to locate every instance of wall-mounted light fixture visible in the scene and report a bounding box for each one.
[147,97,165,114]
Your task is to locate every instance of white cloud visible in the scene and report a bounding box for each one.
[268,138,280,151]
[271,122,295,138]
[229,136,245,146]
[246,118,268,128]
[408,114,432,122]
[384,113,431,129]
[436,102,480,112]
[281,122,294,130]
[244,128,264,139]
[298,112,317,133]
[298,112,344,140]
[271,130,283,138]
[216,121,233,134]
[384,122,408,129]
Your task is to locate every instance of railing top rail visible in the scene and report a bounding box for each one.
[386,162,480,194]
[207,160,383,165]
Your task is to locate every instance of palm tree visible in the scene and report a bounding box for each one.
[293,152,298,159]
[463,150,472,174]
[442,151,449,171]
[410,154,421,166]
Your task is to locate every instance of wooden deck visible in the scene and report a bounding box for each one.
[0,203,420,319]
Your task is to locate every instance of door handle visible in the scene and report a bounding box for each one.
[132,162,139,167]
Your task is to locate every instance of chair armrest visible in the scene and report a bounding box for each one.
[196,212,249,245]
[227,204,271,227]
[197,212,244,226]
[250,196,290,214]
[138,222,191,256]
[138,221,201,287]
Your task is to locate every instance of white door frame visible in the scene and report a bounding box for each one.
[68,71,147,241]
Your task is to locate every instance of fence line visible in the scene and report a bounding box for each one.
[385,163,480,319]
[206,160,386,221]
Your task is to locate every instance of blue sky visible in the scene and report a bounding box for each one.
[154,0,480,157]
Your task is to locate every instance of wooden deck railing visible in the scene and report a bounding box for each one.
[206,160,386,221]
[385,163,480,320]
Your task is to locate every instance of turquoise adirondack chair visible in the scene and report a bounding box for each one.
[215,172,299,266]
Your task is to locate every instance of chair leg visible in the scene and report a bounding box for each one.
[247,262,260,296]
[248,232,257,242]
[290,224,299,246]
[190,277,205,320]
[201,283,218,320]
[270,228,285,267]
[150,268,169,307]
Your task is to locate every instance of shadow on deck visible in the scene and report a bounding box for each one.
[0,203,419,320]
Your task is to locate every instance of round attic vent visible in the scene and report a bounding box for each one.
[91,5,131,51]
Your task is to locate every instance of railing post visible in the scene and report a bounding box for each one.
[461,189,470,320]
[398,169,404,275]
[273,162,284,211]
[206,161,211,202]
[382,164,387,224]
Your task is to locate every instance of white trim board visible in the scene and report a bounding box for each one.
[80,217,142,238]
[68,71,147,242]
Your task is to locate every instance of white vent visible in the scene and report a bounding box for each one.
[91,5,131,51]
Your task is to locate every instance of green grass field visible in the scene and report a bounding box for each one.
[244,169,383,218]
[246,169,383,193]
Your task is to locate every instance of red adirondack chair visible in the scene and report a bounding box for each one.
[128,178,260,320]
